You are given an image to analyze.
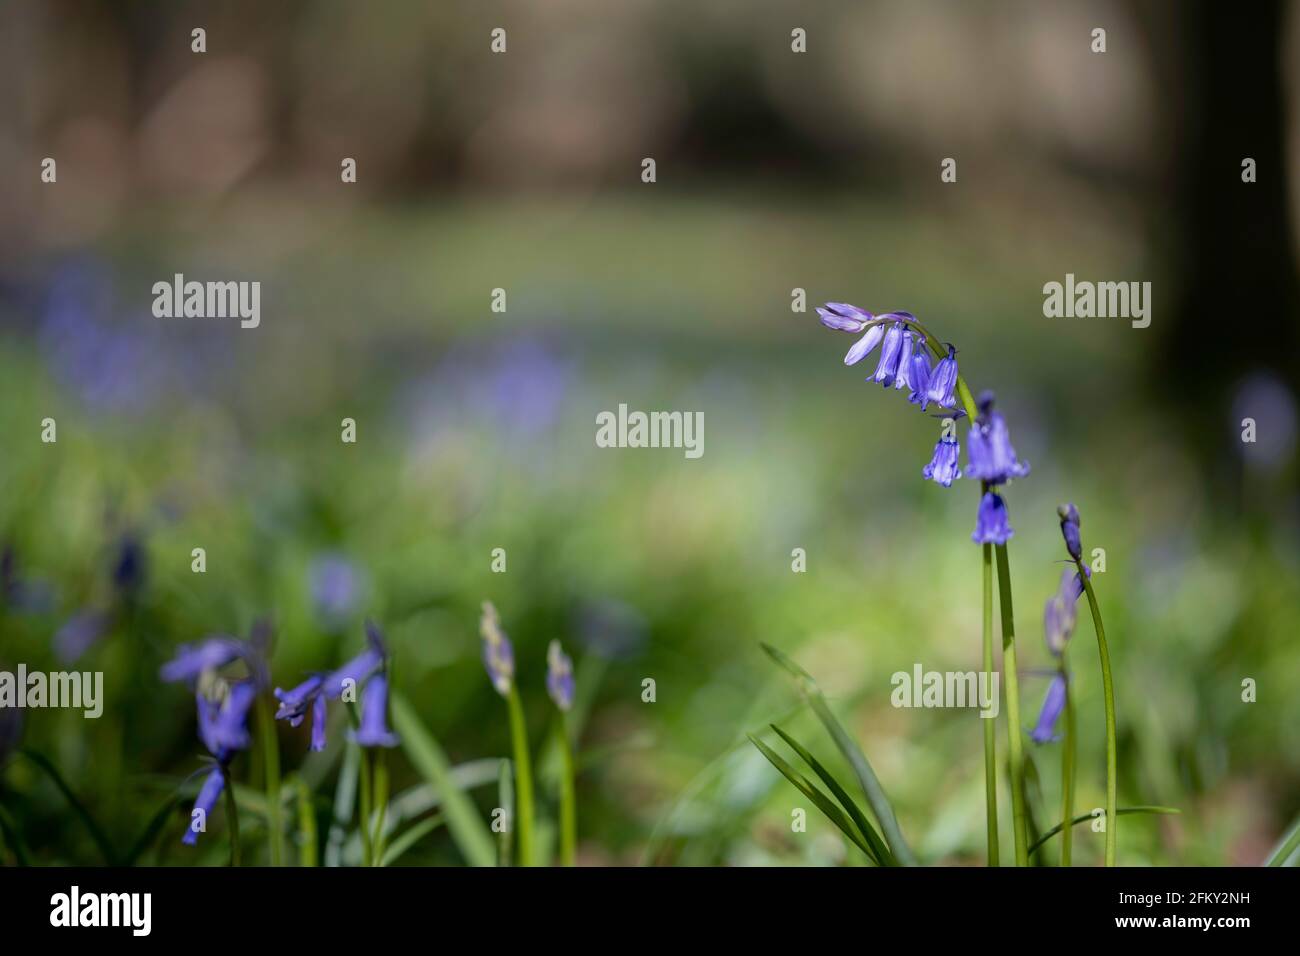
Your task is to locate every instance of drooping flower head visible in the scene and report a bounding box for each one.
[925,345,959,410]
[966,391,1030,485]
[161,636,248,684]
[1043,566,1081,656]
[907,340,933,408]
[274,621,389,753]
[1030,674,1068,744]
[817,303,885,367]
[353,674,400,748]
[871,322,907,387]
[971,490,1014,545]
[182,767,227,847]
[546,640,575,711]
[480,601,515,696]
[197,680,257,760]
[922,434,962,487]
[1058,503,1082,561]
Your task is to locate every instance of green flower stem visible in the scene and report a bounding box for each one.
[372,748,390,866]
[558,712,577,867]
[995,543,1029,866]
[222,771,241,867]
[982,540,999,866]
[506,685,536,866]
[1060,662,1076,867]
[296,777,318,867]
[1077,562,1118,866]
[358,747,373,867]
[1266,816,1300,866]
[255,696,283,867]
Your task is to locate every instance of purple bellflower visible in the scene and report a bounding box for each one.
[871,323,907,387]
[923,434,962,487]
[274,675,324,727]
[546,640,575,711]
[185,678,256,846]
[907,341,933,408]
[926,346,959,410]
[1031,674,1068,744]
[161,636,248,684]
[966,392,1030,485]
[274,622,389,753]
[972,490,1014,544]
[1058,503,1082,561]
[480,601,516,696]
[53,610,111,664]
[183,767,227,846]
[353,674,400,748]
[1043,566,1081,656]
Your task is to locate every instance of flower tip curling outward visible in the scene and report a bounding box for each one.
[160,636,245,684]
[354,674,399,748]
[843,324,885,366]
[816,302,873,333]
[971,491,1014,544]
[922,434,962,487]
[871,323,906,387]
[925,345,959,410]
[1058,502,1082,561]
[480,601,516,696]
[1031,674,1068,744]
[183,767,226,847]
[546,639,575,711]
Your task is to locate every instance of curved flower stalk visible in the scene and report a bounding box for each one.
[481,601,536,866]
[546,639,578,866]
[819,303,1034,865]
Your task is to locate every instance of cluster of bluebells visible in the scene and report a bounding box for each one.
[1031,504,1090,744]
[818,302,1030,543]
[273,621,399,751]
[160,623,269,845]
[479,601,576,711]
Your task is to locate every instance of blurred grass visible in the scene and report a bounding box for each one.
[1,194,1297,865]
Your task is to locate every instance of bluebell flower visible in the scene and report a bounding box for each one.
[319,623,386,699]
[971,491,1014,544]
[112,533,146,597]
[922,434,962,487]
[966,392,1030,485]
[197,681,256,758]
[310,694,328,752]
[892,331,915,392]
[274,675,325,726]
[871,323,907,387]
[354,675,400,748]
[546,640,575,711]
[1058,503,1082,561]
[925,346,959,409]
[161,636,247,684]
[1043,567,1081,656]
[1031,674,1068,744]
[907,341,933,407]
[183,767,227,847]
[308,554,361,625]
[480,601,515,696]
[816,302,873,332]
[53,610,110,664]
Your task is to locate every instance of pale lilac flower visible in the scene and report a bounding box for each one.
[816,302,873,332]
[1031,674,1068,744]
[923,434,962,487]
[161,636,247,684]
[892,331,915,391]
[972,491,1014,544]
[871,323,907,387]
[925,346,959,409]
[546,640,575,711]
[1044,567,1081,656]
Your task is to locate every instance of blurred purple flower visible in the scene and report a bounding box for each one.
[310,694,328,752]
[161,636,247,684]
[1232,371,1297,470]
[308,554,361,625]
[1043,567,1081,656]
[1058,503,1082,562]
[53,610,111,664]
[546,640,575,711]
[197,681,257,758]
[274,675,324,726]
[966,392,1030,485]
[971,491,1014,545]
[353,675,399,748]
[480,601,515,696]
[1031,674,1068,744]
[182,767,227,847]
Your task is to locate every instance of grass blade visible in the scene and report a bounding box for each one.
[21,749,117,865]
[1028,806,1180,858]
[0,802,31,865]
[124,792,185,866]
[390,690,495,867]
[380,814,444,866]
[1266,812,1300,866]
[770,724,895,866]
[748,733,878,862]
[760,644,918,865]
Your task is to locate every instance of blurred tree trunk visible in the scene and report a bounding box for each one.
[1142,0,1299,412]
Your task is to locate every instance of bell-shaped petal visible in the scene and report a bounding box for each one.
[309,692,328,752]
[817,302,872,332]
[922,435,962,487]
[354,675,400,748]
[908,342,933,407]
[871,324,906,387]
[925,346,959,409]
[182,767,226,846]
[971,491,1015,545]
[844,325,885,365]
[546,639,576,711]
[1031,675,1068,744]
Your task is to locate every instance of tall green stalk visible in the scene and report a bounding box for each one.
[222,772,241,867]
[1077,566,1117,866]
[557,713,577,867]
[995,543,1029,866]
[256,696,283,866]
[358,748,373,867]
[982,540,999,866]
[1060,664,1075,867]
[506,686,536,866]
